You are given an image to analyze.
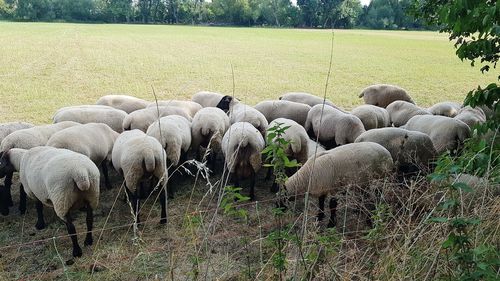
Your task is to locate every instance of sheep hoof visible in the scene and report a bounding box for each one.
[73,247,83,258]
[35,221,46,230]
[84,236,93,246]
[159,218,167,224]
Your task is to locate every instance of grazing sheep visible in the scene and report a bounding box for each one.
[454,106,486,129]
[47,123,119,189]
[190,107,230,168]
[284,142,394,227]
[402,115,471,154]
[148,100,202,117]
[359,84,414,108]
[222,122,265,200]
[355,128,437,175]
[306,138,326,159]
[351,104,390,130]
[0,147,99,257]
[146,115,192,167]
[216,96,268,136]
[122,106,191,132]
[192,91,228,107]
[53,105,127,133]
[254,100,312,126]
[279,92,343,110]
[0,122,34,142]
[386,100,431,127]
[267,118,310,165]
[304,104,365,149]
[428,101,462,117]
[112,130,168,224]
[96,95,149,113]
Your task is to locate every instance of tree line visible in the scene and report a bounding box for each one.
[0,0,428,29]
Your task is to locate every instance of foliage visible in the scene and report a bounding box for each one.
[359,0,426,29]
[220,186,250,221]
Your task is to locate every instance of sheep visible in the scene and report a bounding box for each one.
[284,142,394,227]
[222,122,265,200]
[267,118,310,165]
[354,127,437,175]
[454,106,486,129]
[53,105,127,133]
[359,84,414,108]
[0,121,80,214]
[216,96,269,136]
[279,92,343,110]
[351,104,390,130]
[147,100,202,117]
[96,94,149,113]
[0,146,99,257]
[428,101,462,117]
[402,115,471,154]
[122,106,192,132]
[304,104,365,149]
[306,138,326,159]
[47,123,119,189]
[0,122,34,142]
[254,100,312,127]
[146,115,192,167]
[190,107,230,169]
[112,130,168,224]
[192,91,228,107]
[386,100,431,127]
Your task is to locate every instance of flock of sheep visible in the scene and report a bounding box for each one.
[0,84,489,258]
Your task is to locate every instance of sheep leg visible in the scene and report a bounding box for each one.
[125,187,140,224]
[4,171,13,207]
[84,204,93,246]
[159,185,167,224]
[317,195,326,221]
[35,200,46,230]
[101,162,112,190]
[19,184,26,215]
[327,198,338,228]
[249,170,256,201]
[64,213,82,258]
[265,167,272,181]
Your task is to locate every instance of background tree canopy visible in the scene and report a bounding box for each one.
[0,0,429,29]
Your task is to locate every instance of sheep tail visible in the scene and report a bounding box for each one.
[122,116,132,131]
[144,148,156,173]
[201,126,211,137]
[72,170,92,191]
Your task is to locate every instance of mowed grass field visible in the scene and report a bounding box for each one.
[0,22,496,124]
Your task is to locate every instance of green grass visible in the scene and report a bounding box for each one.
[0,22,495,123]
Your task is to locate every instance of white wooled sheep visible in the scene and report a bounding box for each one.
[216,96,268,136]
[191,91,228,107]
[96,94,149,113]
[454,106,486,129]
[254,100,311,127]
[53,105,127,132]
[386,100,431,127]
[148,100,202,117]
[359,84,414,108]
[122,106,191,132]
[0,122,34,142]
[351,104,390,130]
[267,118,310,164]
[428,101,462,117]
[279,92,343,110]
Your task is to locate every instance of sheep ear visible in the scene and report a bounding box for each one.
[216,96,233,112]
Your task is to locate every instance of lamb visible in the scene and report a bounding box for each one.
[148,100,202,117]
[112,130,168,224]
[47,123,119,189]
[351,104,390,130]
[0,147,99,257]
[428,101,462,117]
[0,122,34,142]
[192,91,228,107]
[402,115,471,154]
[254,100,312,127]
[454,106,486,129]
[190,107,230,168]
[279,92,343,110]
[146,115,192,167]
[284,142,394,227]
[53,105,127,133]
[359,84,414,108]
[354,127,437,175]
[96,94,149,113]
[304,104,365,149]
[222,122,265,200]
[386,100,431,127]
[216,96,268,136]
[0,121,79,214]
[122,106,192,132]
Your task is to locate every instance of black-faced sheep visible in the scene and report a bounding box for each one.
[428,101,462,117]
[304,104,365,149]
[254,100,311,127]
[222,122,265,200]
[53,105,127,133]
[402,115,471,154]
[284,142,394,227]
[386,100,431,127]
[359,84,414,108]
[96,94,149,113]
[122,106,191,132]
[351,104,390,130]
[0,147,100,258]
[47,123,119,189]
[111,130,168,224]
